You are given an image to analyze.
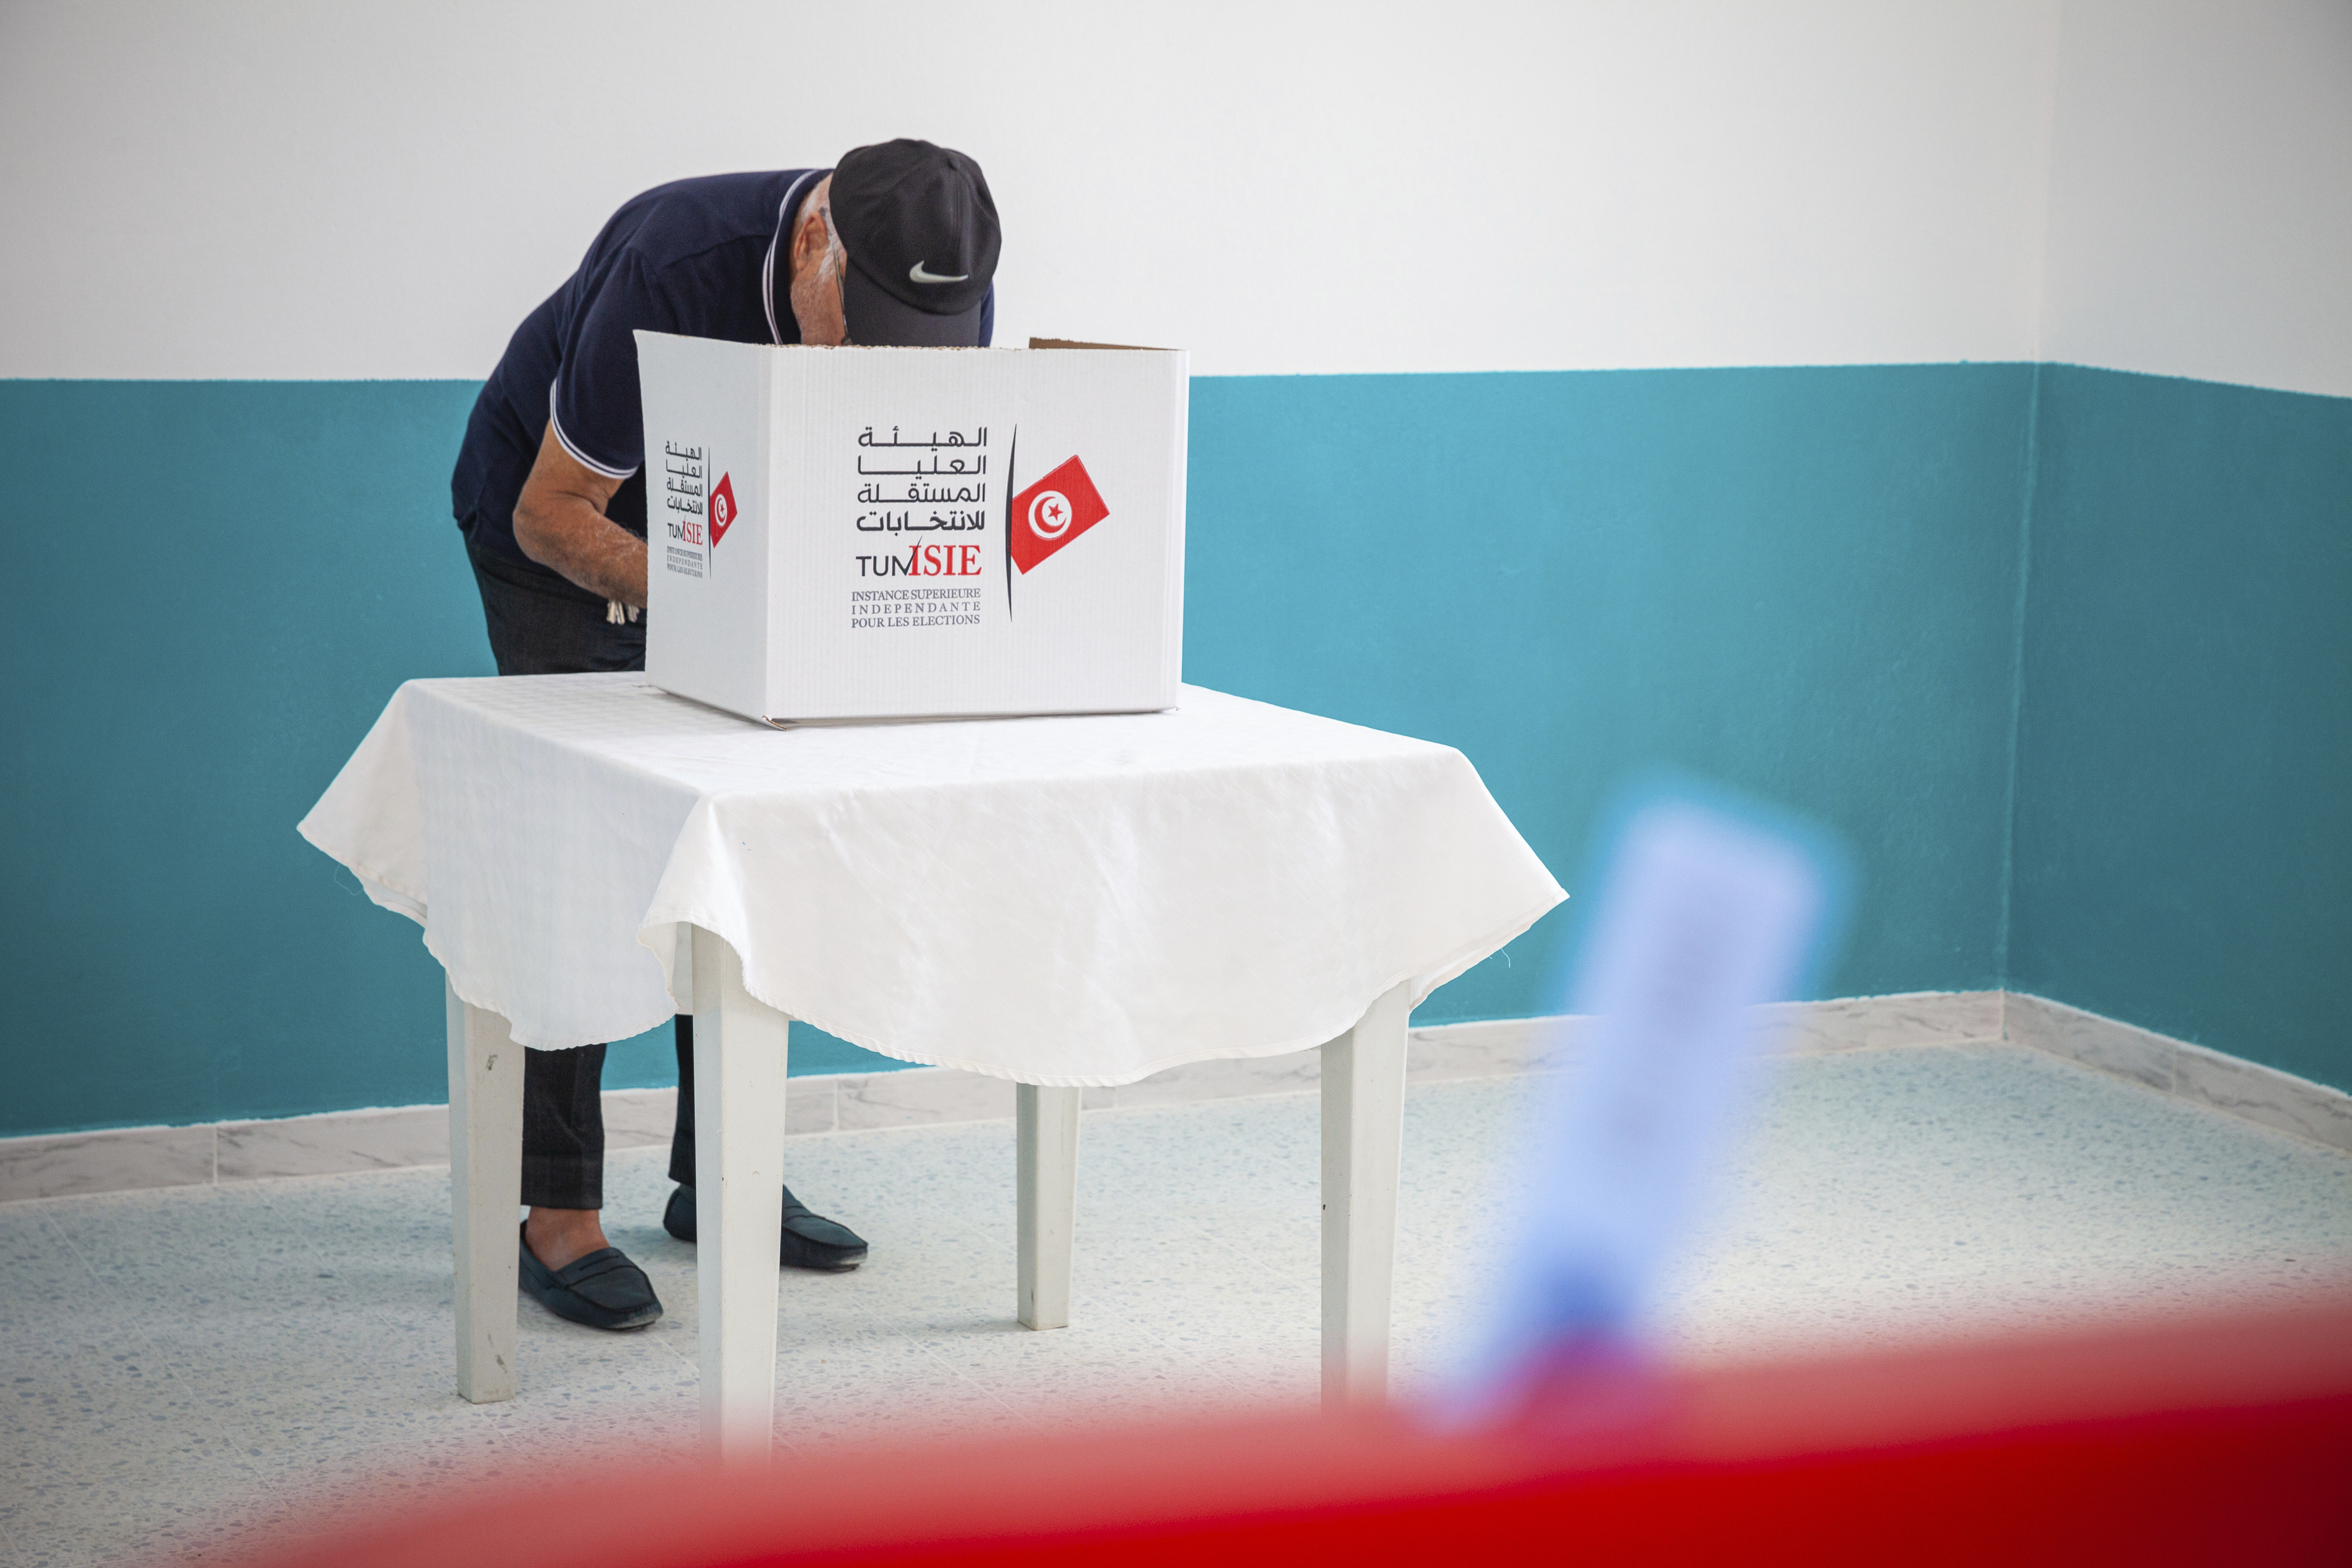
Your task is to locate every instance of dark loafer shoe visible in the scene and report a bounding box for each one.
[518,1226,663,1330]
[663,1183,868,1272]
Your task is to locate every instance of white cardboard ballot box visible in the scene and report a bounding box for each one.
[635,333,1187,725]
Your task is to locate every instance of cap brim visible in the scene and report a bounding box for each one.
[843,262,985,347]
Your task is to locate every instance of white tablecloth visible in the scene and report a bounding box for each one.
[298,676,1564,1086]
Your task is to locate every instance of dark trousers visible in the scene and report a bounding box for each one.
[519,1021,708,1208]
[467,536,701,1209]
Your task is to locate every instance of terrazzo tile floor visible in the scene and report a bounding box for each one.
[6,1041,2350,1566]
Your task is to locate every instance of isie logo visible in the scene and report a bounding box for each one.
[1008,456,1108,574]
[659,442,725,557]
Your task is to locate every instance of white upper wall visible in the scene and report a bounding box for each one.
[0,0,2059,379]
[2040,0,2352,399]
[2,1,2343,392]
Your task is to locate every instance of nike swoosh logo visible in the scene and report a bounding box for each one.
[908,261,970,285]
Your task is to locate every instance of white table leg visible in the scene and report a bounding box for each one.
[1017,1085,1082,1330]
[445,978,523,1405]
[690,925,790,1460]
[1320,981,1412,1409]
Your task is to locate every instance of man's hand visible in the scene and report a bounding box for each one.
[513,422,647,606]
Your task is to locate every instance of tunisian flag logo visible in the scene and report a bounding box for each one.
[707,472,737,548]
[1008,456,1108,574]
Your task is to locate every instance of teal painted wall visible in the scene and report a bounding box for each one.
[7,362,2337,1138]
[1183,366,2033,1021]
[2010,366,2352,1091]
[0,381,888,1138]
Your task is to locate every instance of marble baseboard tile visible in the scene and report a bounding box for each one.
[603,1084,836,1142]
[1408,1015,1579,1079]
[10,990,2340,1200]
[0,1122,215,1202]
[1395,991,2004,1079]
[1756,990,2003,1054]
[786,1081,840,1136]
[835,1068,1014,1131]
[2003,992,2175,1092]
[1115,1050,1326,1108]
[2172,1042,2352,1152]
[216,1106,448,1182]
[601,1087,683,1146]
[2006,991,2352,1154]
[0,994,2000,1202]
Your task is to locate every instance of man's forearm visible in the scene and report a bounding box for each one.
[513,497,650,607]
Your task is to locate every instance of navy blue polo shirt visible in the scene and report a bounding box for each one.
[451,169,994,576]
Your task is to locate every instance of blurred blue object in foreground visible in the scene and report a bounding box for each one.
[1430,778,1852,1429]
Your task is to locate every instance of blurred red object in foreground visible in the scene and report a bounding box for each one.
[232,1295,2351,1568]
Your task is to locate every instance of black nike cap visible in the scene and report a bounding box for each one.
[831,139,1000,347]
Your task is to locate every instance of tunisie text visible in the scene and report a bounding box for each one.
[856,544,985,577]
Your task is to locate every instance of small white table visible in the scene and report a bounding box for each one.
[446,948,1415,1450]
[302,675,1561,1456]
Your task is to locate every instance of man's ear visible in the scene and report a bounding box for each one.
[790,205,829,272]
